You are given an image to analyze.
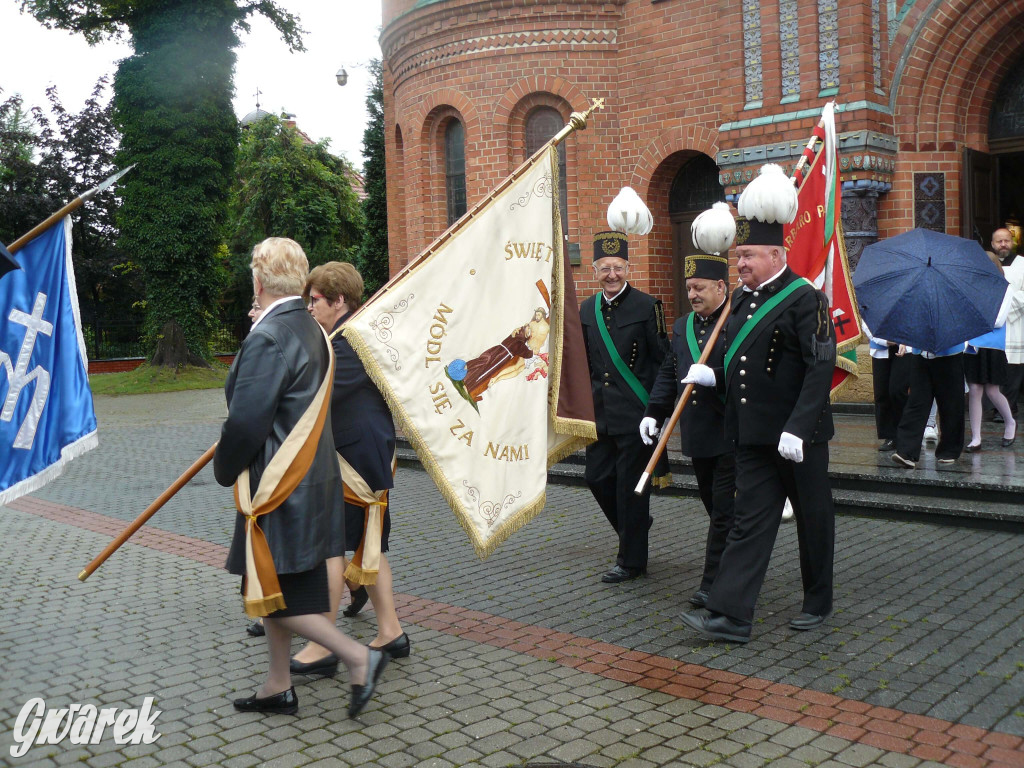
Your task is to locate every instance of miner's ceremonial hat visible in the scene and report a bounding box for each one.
[593,231,629,261]
[684,252,729,281]
[735,163,799,247]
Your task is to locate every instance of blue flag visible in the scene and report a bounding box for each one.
[1,218,98,504]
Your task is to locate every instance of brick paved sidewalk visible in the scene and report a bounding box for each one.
[1,390,1022,767]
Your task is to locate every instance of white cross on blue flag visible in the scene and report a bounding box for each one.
[1,217,98,504]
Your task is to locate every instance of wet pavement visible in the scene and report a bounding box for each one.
[2,389,1022,767]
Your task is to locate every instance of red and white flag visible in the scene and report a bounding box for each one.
[784,102,862,396]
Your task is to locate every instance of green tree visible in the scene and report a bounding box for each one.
[22,0,303,366]
[224,113,364,319]
[357,59,389,297]
[0,91,54,243]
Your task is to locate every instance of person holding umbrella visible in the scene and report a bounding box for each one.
[855,228,1014,467]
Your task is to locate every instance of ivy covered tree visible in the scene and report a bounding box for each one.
[22,0,303,366]
[356,59,389,297]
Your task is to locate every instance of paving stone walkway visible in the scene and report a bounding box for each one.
[2,390,1022,767]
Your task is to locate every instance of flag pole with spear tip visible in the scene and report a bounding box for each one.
[7,164,136,254]
[633,109,831,496]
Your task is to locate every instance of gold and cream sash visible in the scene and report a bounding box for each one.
[235,328,335,617]
[340,452,397,586]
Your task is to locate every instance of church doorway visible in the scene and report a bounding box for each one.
[963,52,1024,249]
[668,153,725,317]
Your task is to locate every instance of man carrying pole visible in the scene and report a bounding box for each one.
[679,163,837,644]
[640,203,736,610]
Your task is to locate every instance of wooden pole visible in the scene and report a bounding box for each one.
[78,443,217,581]
[7,165,135,254]
[633,300,731,495]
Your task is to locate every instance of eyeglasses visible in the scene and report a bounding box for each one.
[597,265,626,275]
[308,293,326,307]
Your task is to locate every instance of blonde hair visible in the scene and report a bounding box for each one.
[251,237,309,296]
[304,261,365,311]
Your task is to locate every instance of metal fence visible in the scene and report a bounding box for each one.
[82,318,247,361]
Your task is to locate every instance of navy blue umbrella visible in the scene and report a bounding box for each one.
[0,240,19,279]
[853,228,1008,353]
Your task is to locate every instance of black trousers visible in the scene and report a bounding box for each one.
[691,452,736,592]
[705,442,834,624]
[894,353,965,462]
[871,356,901,440]
[1001,363,1024,412]
[585,431,654,571]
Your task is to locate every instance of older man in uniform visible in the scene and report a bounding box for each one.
[580,230,669,582]
[679,164,837,643]
[641,248,734,609]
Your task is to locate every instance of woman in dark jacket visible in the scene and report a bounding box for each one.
[215,238,387,718]
[290,261,409,675]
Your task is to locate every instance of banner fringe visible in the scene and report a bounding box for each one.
[0,430,98,507]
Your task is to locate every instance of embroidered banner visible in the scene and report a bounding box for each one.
[343,146,595,558]
[1,218,98,504]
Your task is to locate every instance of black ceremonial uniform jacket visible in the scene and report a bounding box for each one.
[715,267,836,447]
[645,300,731,458]
[580,283,669,435]
[331,313,396,492]
[215,298,345,575]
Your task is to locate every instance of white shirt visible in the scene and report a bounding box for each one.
[743,265,788,292]
[251,295,302,331]
[602,282,629,304]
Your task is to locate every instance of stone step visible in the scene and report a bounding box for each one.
[396,441,1024,533]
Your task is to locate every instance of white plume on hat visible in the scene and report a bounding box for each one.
[607,187,654,236]
[737,163,798,225]
[691,202,736,256]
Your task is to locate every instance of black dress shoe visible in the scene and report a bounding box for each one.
[1003,437,1016,447]
[349,648,389,718]
[680,610,751,643]
[688,590,709,608]
[233,686,298,715]
[290,653,339,677]
[343,586,369,617]
[966,443,982,453]
[601,565,642,583]
[246,620,265,637]
[877,439,896,452]
[370,632,411,659]
[790,611,831,631]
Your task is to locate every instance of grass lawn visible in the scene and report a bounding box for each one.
[89,362,229,396]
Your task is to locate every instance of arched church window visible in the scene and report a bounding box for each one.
[525,107,570,242]
[445,120,467,225]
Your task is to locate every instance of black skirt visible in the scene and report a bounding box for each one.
[242,560,329,618]
[964,347,1008,385]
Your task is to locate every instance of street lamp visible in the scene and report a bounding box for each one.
[336,67,348,87]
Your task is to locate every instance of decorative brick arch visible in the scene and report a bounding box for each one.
[629,124,720,194]
[893,0,1024,151]
[494,76,589,129]
[407,89,480,246]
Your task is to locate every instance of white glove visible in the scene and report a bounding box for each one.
[681,363,716,388]
[778,431,804,463]
[639,417,661,446]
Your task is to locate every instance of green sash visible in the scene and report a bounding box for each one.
[723,278,812,379]
[684,313,701,365]
[594,294,649,406]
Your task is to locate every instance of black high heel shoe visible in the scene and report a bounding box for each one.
[370,632,411,659]
[342,586,369,617]
[233,686,298,715]
[349,648,389,718]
